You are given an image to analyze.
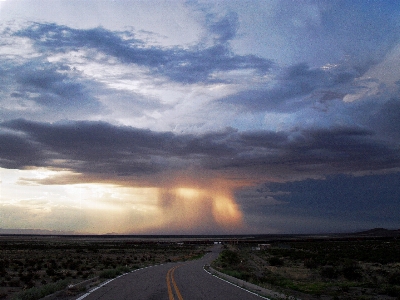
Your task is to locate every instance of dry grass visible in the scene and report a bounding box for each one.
[0,236,207,300]
[212,238,400,299]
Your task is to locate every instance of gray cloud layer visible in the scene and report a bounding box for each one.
[1,119,398,185]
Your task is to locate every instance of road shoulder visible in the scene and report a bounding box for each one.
[204,265,296,300]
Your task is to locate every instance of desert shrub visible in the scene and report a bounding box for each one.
[304,258,318,269]
[388,271,400,285]
[219,250,240,266]
[383,285,400,298]
[48,259,57,269]
[0,259,9,269]
[46,268,55,276]
[320,266,339,279]
[99,269,119,279]
[12,279,69,300]
[261,270,291,287]
[118,266,130,273]
[20,273,34,284]
[224,269,251,281]
[68,260,79,270]
[13,260,23,267]
[268,256,284,266]
[26,260,36,268]
[99,266,130,279]
[9,279,21,287]
[289,281,329,295]
[340,285,350,292]
[342,261,362,281]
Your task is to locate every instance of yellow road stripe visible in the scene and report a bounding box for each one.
[166,268,174,300]
[171,266,184,300]
[166,265,184,300]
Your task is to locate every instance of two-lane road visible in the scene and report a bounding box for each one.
[78,245,265,300]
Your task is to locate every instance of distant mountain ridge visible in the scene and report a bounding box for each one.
[355,228,400,237]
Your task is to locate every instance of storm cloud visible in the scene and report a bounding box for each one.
[1,119,398,184]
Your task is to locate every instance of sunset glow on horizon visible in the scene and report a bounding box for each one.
[1,167,245,234]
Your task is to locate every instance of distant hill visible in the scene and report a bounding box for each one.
[355,228,400,237]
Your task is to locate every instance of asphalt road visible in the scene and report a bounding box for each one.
[77,245,265,300]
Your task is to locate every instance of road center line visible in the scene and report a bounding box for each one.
[166,265,183,300]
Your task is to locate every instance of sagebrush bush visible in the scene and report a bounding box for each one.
[12,279,70,300]
[268,256,284,266]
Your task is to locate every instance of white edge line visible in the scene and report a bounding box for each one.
[203,266,270,300]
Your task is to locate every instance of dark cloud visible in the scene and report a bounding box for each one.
[1,119,398,184]
[238,172,400,233]
[0,119,237,179]
[0,132,45,169]
[14,23,272,84]
[208,11,239,44]
[219,63,360,112]
[369,97,400,140]
[214,127,400,180]
[14,62,100,109]
[0,57,170,123]
[0,59,103,119]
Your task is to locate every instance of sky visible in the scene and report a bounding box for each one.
[0,0,399,235]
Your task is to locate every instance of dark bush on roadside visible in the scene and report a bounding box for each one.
[268,256,284,266]
[383,285,400,298]
[99,266,130,279]
[342,260,362,281]
[225,269,251,281]
[388,271,400,285]
[320,266,338,279]
[99,269,119,279]
[13,279,70,300]
[45,268,55,276]
[219,250,240,266]
[304,258,318,269]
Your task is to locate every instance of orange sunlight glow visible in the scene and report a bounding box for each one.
[1,167,245,234]
[175,187,201,199]
[212,195,242,228]
[156,183,243,233]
